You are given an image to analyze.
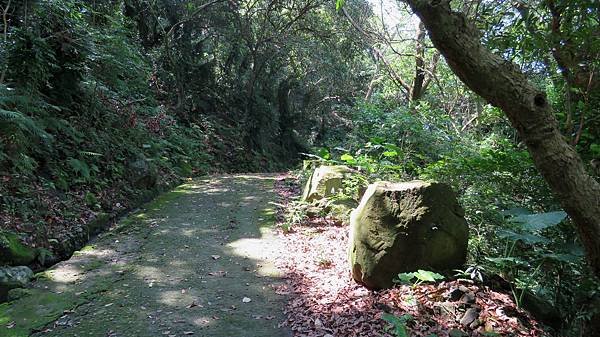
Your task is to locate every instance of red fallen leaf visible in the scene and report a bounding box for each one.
[271,181,549,337]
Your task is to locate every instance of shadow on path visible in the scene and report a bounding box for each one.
[1,174,291,337]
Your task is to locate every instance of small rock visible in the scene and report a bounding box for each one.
[458,285,470,293]
[460,308,480,327]
[433,301,457,320]
[460,291,476,304]
[448,288,464,301]
[469,318,482,329]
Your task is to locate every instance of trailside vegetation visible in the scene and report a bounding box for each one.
[0,0,598,335]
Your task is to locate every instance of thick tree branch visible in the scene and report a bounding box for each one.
[165,0,226,39]
[403,0,600,277]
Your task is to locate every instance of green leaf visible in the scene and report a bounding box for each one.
[369,137,385,144]
[511,211,567,231]
[485,256,528,267]
[340,153,354,162]
[316,147,331,160]
[501,207,531,217]
[413,269,444,282]
[67,158,90,179]
[541,253,581,264]
[590,143,600,156]
[395,272,415,284]
[382,150,398,157]
[381,313,411,337]
[335,0,346,12]
[497,229,549,245]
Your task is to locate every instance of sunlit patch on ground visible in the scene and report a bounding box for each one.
[2,174,291,337]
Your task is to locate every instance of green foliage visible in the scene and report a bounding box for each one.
[381,313,413,337]
[395,270,445,286]
[0,0,598,334]
[279,198,310,233]
[481,207,594,326]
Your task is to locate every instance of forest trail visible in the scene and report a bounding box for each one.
[2,174,291,337]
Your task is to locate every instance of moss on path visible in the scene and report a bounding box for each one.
[1,174,291,337]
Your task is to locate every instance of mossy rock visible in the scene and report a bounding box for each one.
[127,158,158,189]
[0,266,34,302]
[325,198,358,223]
[302,165,353,202]
[6,288,33,302]
[348,181,468,289]
[0,288,81,337]
[0,231,37,266]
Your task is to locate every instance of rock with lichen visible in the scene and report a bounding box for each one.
[0,231,37,266]
[301,165,353,202]
[349,180,468,289]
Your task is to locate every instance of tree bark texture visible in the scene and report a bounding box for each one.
[409,21,426,101]
[403,0,600,277]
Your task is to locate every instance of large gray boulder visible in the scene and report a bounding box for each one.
[302,165,353,202]
[348,181,468,289]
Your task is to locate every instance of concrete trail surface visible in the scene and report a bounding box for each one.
[0,174,292,337]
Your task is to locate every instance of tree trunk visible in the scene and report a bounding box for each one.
[403,0,600,277]
[409,21,426,101]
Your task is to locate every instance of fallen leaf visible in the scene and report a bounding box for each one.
[187,301,203,308]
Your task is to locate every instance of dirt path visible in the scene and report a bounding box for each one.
[1,174,291,337]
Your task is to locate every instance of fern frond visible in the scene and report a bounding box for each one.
[79,151,103,157]
[0,108,53,141]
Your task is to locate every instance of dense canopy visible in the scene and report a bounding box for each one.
[0,0,598,336]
